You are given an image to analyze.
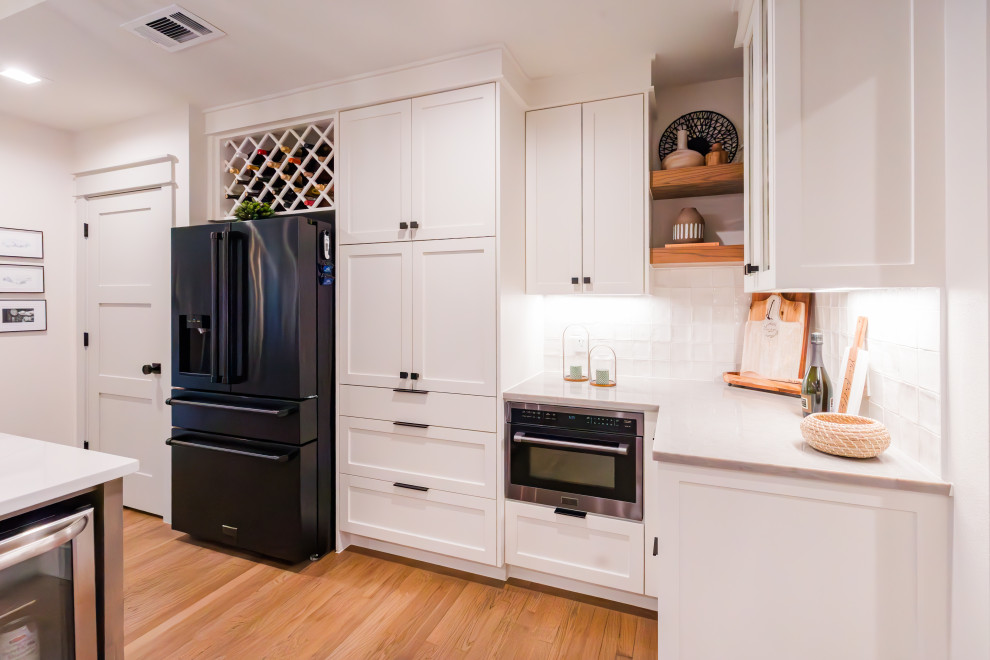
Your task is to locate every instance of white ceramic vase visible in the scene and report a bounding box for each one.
[662,128,705,170]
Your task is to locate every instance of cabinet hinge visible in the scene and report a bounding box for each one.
[83,332,89,347]
[83,441,90,450]
[83,223,89,238]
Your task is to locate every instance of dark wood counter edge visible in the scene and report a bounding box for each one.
[0,478,125,660]
[653,451,953,497]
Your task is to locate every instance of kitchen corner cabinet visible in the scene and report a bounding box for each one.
[526,94,646,294]
[338,238,496,396]
[338,84,495,244]
[739,0,945,291]
[657,463,949,659]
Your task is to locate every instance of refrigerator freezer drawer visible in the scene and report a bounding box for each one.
[168,430,318,562]
[168,390,317,445]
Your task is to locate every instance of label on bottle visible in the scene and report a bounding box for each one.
[801,393,812,413]
[0,620,40,660]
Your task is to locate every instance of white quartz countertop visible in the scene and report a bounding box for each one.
[503,374,951,496]
[0,433,139,518]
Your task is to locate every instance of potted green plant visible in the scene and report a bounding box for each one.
[232,199,275,221]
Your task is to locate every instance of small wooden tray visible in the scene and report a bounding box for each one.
[722,372,801,396]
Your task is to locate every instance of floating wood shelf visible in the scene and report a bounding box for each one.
[650,163,744,200]
[650,244,744,267]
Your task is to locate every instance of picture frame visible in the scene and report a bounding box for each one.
[0,264,44,293]
[0,300,46,333]
[0,227,43,259]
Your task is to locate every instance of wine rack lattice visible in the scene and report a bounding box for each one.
[220,118,335,217]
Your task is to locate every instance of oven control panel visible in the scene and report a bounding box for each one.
[510,406,640,436]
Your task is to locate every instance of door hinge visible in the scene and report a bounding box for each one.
[83,223,89,238]
[83,332,89,347]
[83,441,90,450]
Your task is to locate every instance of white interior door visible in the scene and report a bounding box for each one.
[85,187,172,516]
[411,238,496,396]
[411,84,496,240]
[338,99,412,244]
[581,94,645,294]
[338,242,413,389]
[525,104,584,294]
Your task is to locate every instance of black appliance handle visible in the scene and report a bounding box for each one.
[165,437,296,462]
[393,421,429,429]
[392,388,429,395]
[219,229,231,384]
[554,507,587,519]
[512,432,629,456]
[166,397,296,417]
[393,482,429,492]
[209,231,221,383]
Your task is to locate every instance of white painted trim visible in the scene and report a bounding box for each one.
[507,565,658,611]
[74,156,177,198]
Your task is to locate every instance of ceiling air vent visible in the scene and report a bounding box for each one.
[121,4,225,52]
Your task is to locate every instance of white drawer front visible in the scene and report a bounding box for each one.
[505,501,644,593]
[340,474,497,566]
[340,416,496,498]
[338,385,496,432]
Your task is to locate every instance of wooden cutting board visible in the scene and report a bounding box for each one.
[723,292,812,396]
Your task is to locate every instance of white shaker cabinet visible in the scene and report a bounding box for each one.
[525,94,646,294]
[739,0,945,291]
[339,84,495,244]
[339,238,495,396]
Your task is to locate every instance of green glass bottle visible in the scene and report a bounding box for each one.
[801,332,832,416]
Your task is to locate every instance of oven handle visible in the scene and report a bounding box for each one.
[512,432,629,456]
[0,509,90,573]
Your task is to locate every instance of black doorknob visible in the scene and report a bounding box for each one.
[142,363,162,375]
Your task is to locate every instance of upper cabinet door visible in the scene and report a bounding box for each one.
[338,242,413,389]
[411,238,496,396]
[581,95,646,294]
[338,100,412,245]
[411,84,496,241]
[765,0,945,290]
[525,104,584,294]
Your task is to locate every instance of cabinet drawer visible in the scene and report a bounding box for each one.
[340,474,496,565]
[505,501,644,593]
[340,417,495,498]
[338,385,496,432]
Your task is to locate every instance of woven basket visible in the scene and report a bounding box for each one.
[800,413,891,458]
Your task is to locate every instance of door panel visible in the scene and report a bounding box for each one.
[338,100,412,244]
[412,238,496,396]
[525,104,584,294]
[86,188,171,516]
[338,242,412,389]
[411,84,496,240]
[581,95,645,294]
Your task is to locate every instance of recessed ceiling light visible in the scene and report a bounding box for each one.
[0,68,42,85]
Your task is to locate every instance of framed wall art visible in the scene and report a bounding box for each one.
[0,264,44,293]
[0,300,46,333]
[0,228,43,259]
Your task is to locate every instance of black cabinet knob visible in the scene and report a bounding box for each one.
[410,221,419,229]
[583,276,591,284]
[571,277,579,285]
[410,372,419,380]
[399,222,409,230]
[141,363,162,375]
[399,371,409,379]
[744,263,760,275]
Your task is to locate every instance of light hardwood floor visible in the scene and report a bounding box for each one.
[122,509,658,659]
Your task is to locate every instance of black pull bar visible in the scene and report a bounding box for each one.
[553,507,587,519]
[166,398,296,417]
[653,537,659,556]
[393,421,429,429]
[165,437,295,463]
[392,388,429,395]
[393,482,429,492]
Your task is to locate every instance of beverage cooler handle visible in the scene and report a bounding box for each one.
[209,231,221,383]
[0,509,91,573]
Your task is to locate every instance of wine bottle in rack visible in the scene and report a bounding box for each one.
[228,167,241,175]
[315,145,332,162]
[245,149,268,172]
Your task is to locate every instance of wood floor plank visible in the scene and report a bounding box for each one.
[121,510,659,659]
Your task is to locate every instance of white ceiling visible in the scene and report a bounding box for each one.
[0,0,741,132]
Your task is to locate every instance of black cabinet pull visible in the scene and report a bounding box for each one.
[410,372,419,380]
[399,371,409,379]
[141,363,162,375]
[393,421,429,429]
[399,222,409,230]
[553,507,587,519]
[393,482,429,492]
[744,263,760,275]
[653,537,659,556]
[392,388,429,395]
[410,221,419,229]
[583,276,591,284]
[571,277,579,284]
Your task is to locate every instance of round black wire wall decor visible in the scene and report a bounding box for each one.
[658,111,738,164]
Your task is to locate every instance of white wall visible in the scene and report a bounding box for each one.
[72,104,206,226]
[0,113,76,444]
[652,77,744,247]
[944,0,990,655]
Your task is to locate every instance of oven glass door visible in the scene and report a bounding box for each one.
[509,425,638,504]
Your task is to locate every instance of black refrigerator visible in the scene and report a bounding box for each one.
[167,212,334,563]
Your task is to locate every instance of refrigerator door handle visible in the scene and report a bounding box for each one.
[209,231,221,383]
[166,437,296,462]
[218,229,232,384]
[166,397,297,417]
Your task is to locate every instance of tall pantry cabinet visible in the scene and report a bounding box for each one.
[336,82,534,568]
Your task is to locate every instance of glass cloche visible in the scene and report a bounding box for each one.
[589,345,617,388]
[561,324,590,382]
